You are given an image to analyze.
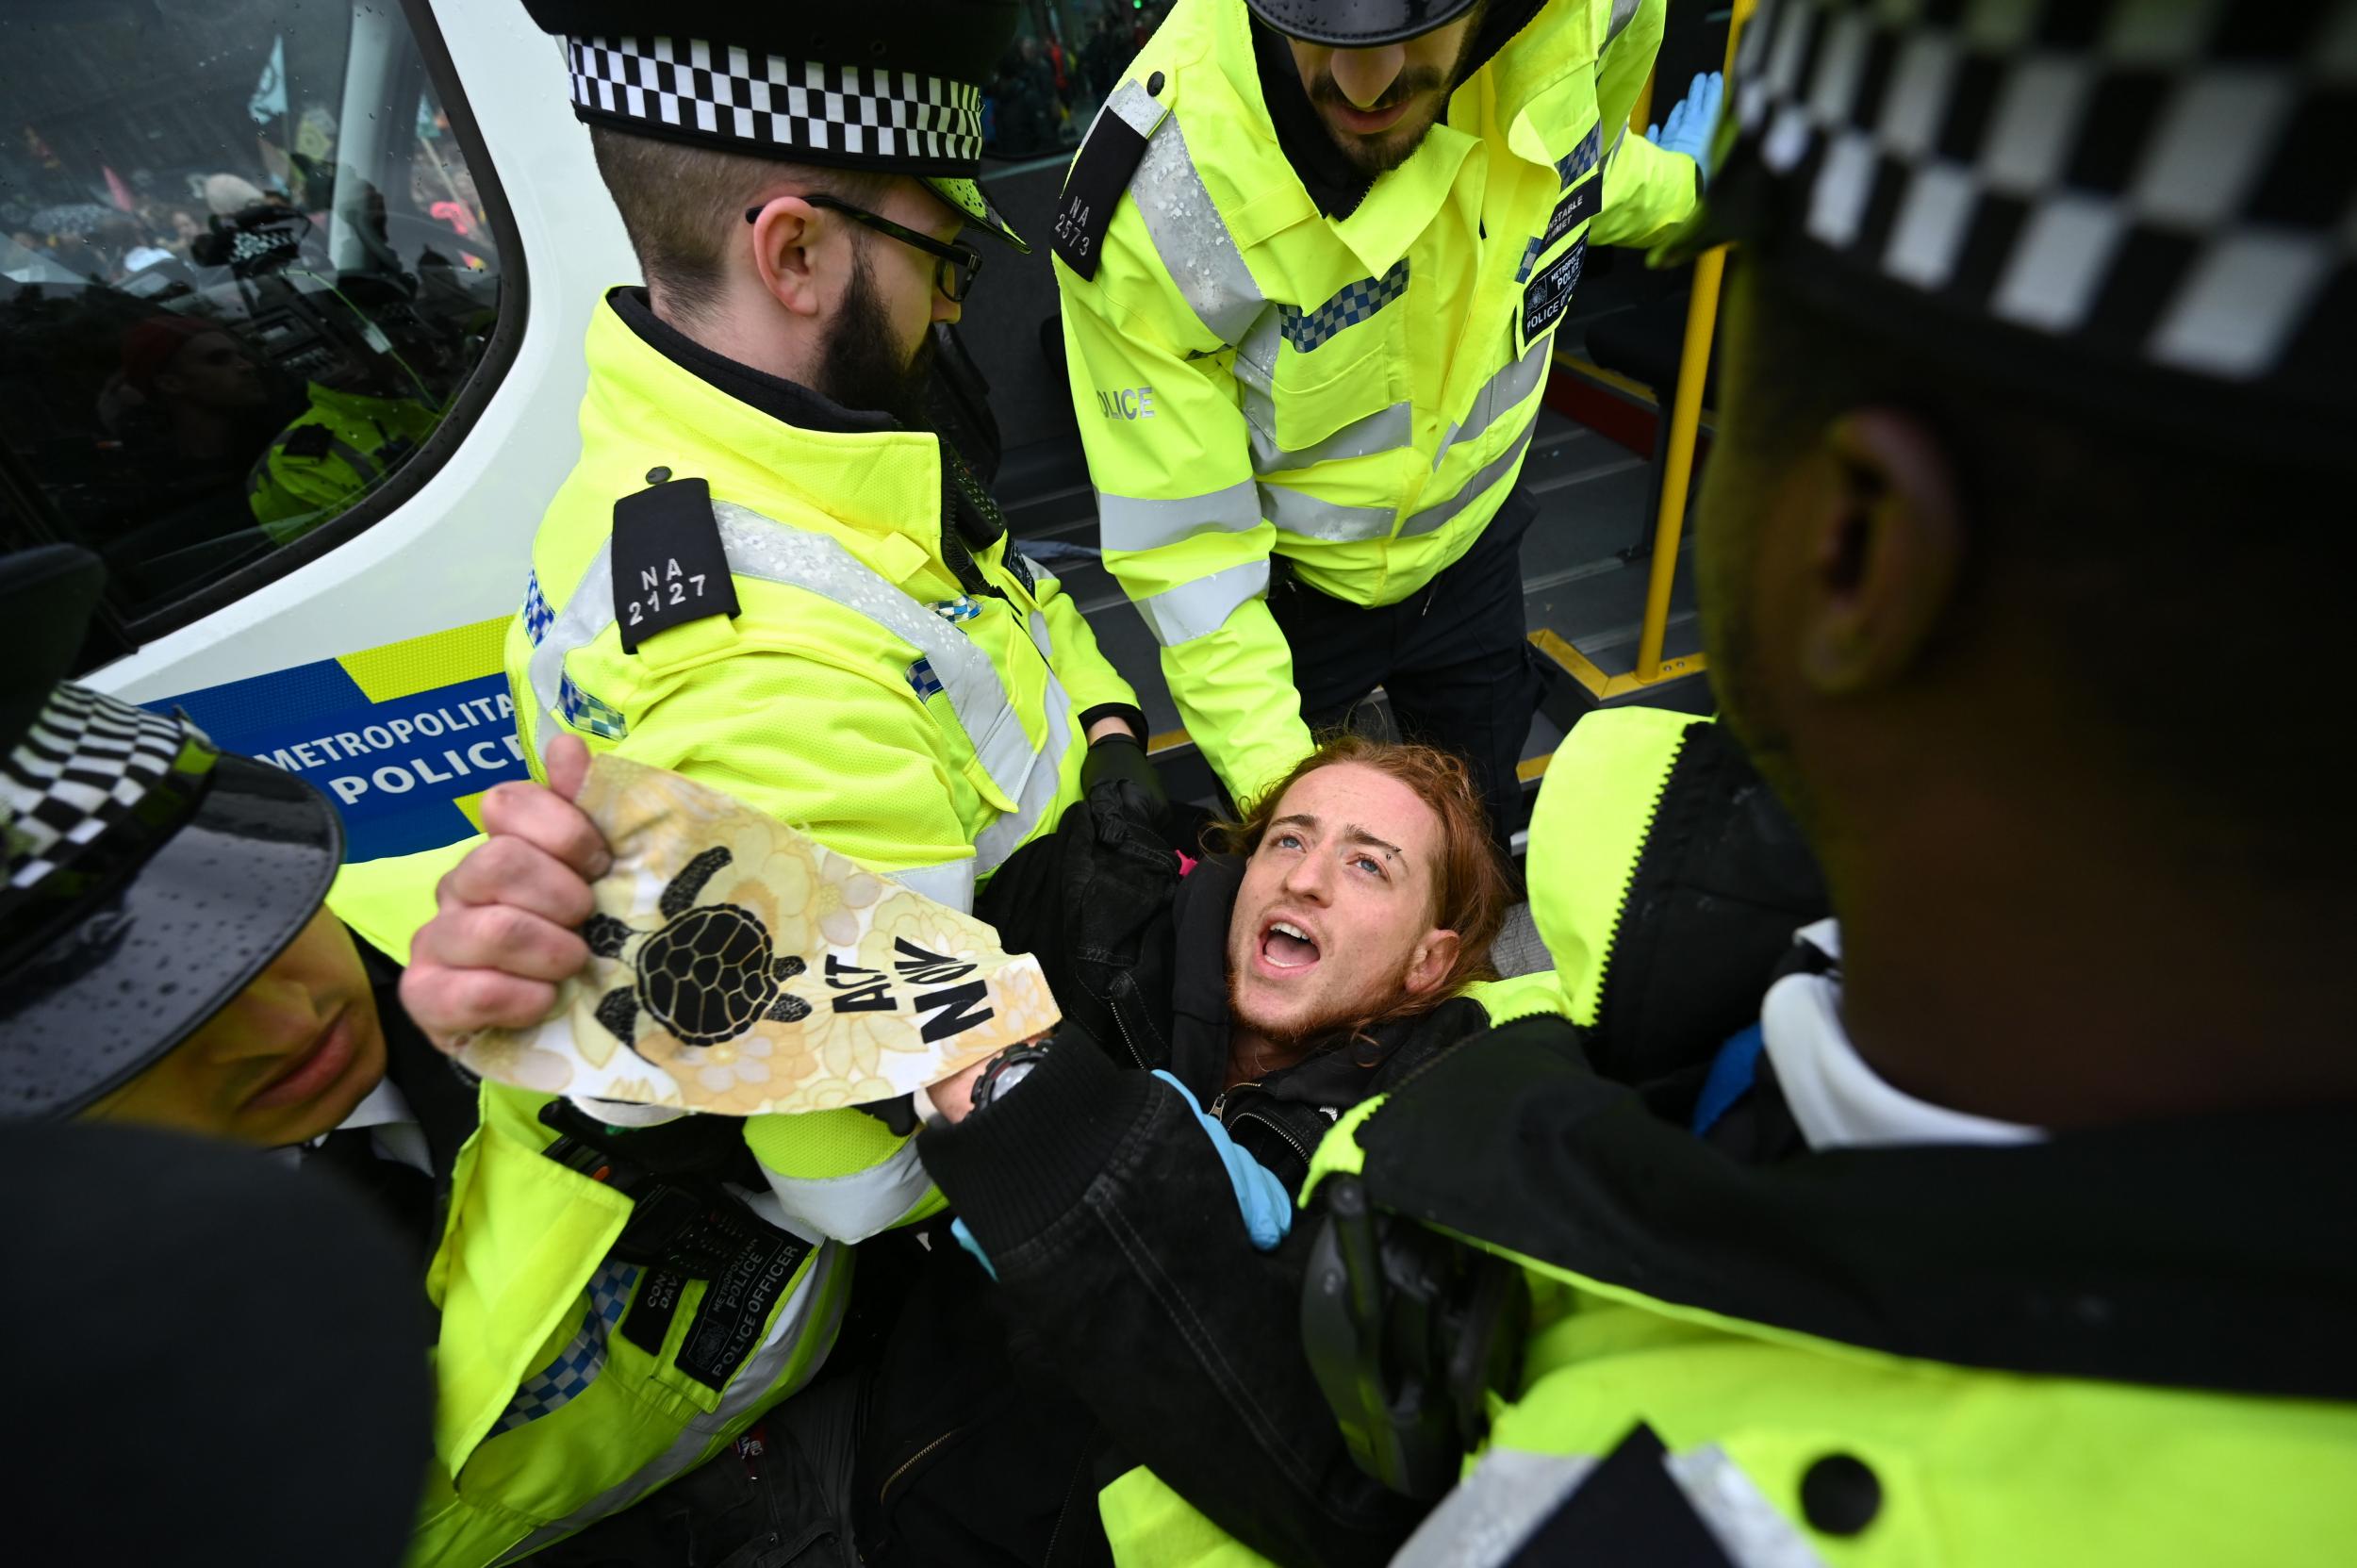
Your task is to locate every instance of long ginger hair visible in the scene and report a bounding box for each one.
[1217,734,1512,1022]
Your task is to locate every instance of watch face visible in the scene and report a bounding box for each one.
[989,1059,1039,1101]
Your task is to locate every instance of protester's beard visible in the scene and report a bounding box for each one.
[816,244,936,425]
[1228,967,1402,1062]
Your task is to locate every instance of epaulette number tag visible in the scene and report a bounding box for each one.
[1052,89,1162,280]
[612,476,741,654]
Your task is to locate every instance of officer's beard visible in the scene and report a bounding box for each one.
[816,244,937,427]
[1306,24,1487,176]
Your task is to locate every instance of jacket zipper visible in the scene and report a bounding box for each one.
[1225,1103,1314,1169]
[1041,1450,1091,1566]
[877,1421,972,1511]
[1101,969,1151,1070]
[1583,727,1689,1043]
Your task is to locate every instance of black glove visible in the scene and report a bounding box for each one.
[1080,731,1166,811]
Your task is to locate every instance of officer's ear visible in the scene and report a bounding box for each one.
[1793,409,1963,698]
[747,197,830,320]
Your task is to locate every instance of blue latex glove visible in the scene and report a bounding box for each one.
[1649,70,1724,185]
[949,1067,1294,1281]
[1150,1069,1293,1250]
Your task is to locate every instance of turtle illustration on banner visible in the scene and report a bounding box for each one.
[460,754,1059,1114]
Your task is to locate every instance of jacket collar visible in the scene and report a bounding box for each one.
[581,289,962,594]
[608,287,896,437]
[1360,1017,2357,1403]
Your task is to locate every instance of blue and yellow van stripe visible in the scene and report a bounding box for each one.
[150,616,522,861]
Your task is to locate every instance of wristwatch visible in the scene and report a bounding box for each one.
[968,1041,1054,1114]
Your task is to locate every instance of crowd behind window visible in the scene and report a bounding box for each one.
[0,0,508,638]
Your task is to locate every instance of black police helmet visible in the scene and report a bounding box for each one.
[0,546,344,1120]
[520,0,1030,249]
[1244,0,1482,48]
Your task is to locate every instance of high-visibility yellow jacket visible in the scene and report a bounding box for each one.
[246,380,441,544]
[329,866,950,1568]
[333,289,1137,1564]
[1056,0,1693,804]
[508,289,1137,915]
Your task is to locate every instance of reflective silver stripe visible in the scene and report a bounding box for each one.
[1249,400,1415,474]
[491,1244,848,1564]
[1391,1448,1594,1567]
[1260,481,1395,543]
[1132,558,1270,647]
[757,1140,934,1246]
[888,860,978,914]
[1391,1442,1826,1568]
[1607,0,1644,46]
[1128,107,1267,343]
[1401,421,1537,538]
[1434,336,1552,470]
[1096,480,1261,552]
[713,503,1041,805]
[971,611,1073,872]
[1104,74,1166,140]
[1662,1444,1832,1568]
[529,503,1063,883]
[527,539,619,757]
[529,505,1037,806]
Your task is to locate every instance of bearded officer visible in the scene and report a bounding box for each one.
[1051,0,1712,846]
[398,0,1147,1269]
[366,3,1148,1559]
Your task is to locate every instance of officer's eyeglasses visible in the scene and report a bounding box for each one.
[745,195,984,303]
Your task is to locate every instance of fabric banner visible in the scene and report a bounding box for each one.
[462,755,1058,1114]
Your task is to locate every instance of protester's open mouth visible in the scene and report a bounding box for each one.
[1258,917,1322,973]
[249,1007,356,1111]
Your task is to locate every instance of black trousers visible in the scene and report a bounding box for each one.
[1269,487,1543,854]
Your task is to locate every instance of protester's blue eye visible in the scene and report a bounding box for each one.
[1350,853,1383,878]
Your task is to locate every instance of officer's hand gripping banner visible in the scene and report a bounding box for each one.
[461,754,1058,1114]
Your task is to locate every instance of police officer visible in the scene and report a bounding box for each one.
[499,0,1145,918]
[1051,0,1708,845]
[926,0,2357,1560]
[365,5,1151,1559]
[0,544,437,1567]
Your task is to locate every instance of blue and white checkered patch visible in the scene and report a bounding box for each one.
[559,670,628,741]
[522,570,553,648]
[490,1260,641,1436]
[1557,124,1602,187]
[907,656,945,701]
[931,595,981,623]
[1280,258,1410,354]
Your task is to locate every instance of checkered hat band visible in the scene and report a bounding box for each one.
[4,685,208,893]
[1722,0,2357,391]
[568,36,985,168]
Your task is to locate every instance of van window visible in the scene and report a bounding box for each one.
[0,1,514,641]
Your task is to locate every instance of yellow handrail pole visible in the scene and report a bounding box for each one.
[1633,0,1753,685]
[1632,250,1724,682]
[1629,65,1656,140]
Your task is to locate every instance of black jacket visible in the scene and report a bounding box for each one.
[914,730,1831,1568]
[902,782,1503,1565]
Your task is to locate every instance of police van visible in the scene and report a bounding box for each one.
[2,1,630,863]
[2,0,1717,878]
